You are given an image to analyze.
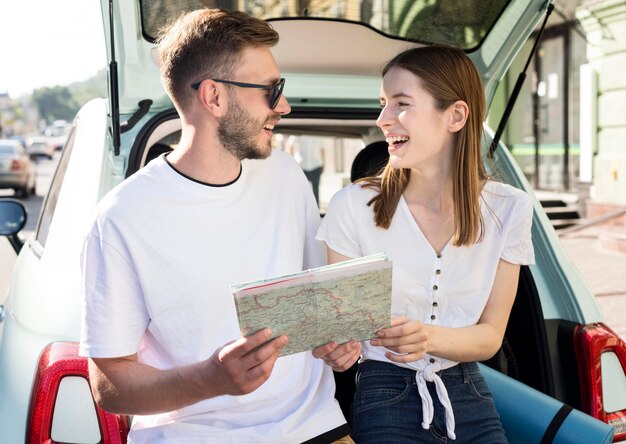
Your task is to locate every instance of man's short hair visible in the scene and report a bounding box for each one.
[157,9,279,109]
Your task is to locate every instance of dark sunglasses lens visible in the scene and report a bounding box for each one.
[270,79,285,109]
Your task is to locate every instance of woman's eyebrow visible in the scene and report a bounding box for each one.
[391,92,412,99]
[380,92,413,101]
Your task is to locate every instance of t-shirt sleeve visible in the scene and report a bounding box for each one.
[316,185,363,259]
[501,191,535,266]
[79,232,149,358]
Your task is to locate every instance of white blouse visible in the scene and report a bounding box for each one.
[317,179,535,439]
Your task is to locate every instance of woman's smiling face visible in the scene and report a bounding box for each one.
[377,66,455,171]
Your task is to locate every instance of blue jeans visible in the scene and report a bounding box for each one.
[351,360,507,443]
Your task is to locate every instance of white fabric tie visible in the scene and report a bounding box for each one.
[415,361,457,440]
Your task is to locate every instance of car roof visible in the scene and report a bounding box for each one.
[103,0,551,113]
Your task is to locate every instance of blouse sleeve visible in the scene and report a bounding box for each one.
[501,191,535,265]
[316,184,363,259]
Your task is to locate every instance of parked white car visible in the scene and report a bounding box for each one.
[0,0,624,442]
[26,136,55,160]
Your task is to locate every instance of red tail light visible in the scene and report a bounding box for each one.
[10,159,21,171]
[27,342,129,444]
[575,323,626,441]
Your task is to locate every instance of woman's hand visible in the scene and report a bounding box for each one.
[369,316,428,363]
[312,340,361,371]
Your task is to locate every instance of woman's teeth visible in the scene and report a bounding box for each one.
[386,136,409,145]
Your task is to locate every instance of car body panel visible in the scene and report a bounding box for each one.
[0,99,108,442]
[488,132,603,323]
[11,99,108,336]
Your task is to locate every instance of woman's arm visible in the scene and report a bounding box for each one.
[327,247,353,265]
[372,259,520,363]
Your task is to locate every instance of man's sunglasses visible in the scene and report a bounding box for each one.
[191,78,285,110]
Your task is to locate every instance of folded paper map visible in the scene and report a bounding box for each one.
[231,253,392,357]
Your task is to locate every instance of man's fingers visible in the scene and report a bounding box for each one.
[217,335,287,395]
[221,329,274,361]
[245,346,282,389]
[242,336,288,391]
[244,335,288,366]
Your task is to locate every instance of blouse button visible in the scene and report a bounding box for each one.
[431,314,436,320]
[436,269,441,275]
[432,302,438,307]
[433,285,438,291]
[430,358,435,363]
[437,253,442,258]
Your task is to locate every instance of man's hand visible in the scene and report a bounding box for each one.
[206,329,288,396]
[90,329,288,415]
[312,340,361,372]
[369,316,428,363]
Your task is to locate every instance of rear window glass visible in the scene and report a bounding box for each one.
[140,0,509,50]
[0,145,17,154]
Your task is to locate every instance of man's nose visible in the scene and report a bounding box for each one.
[275,94,291,115]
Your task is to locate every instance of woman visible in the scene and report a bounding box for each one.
[315,46,534,442]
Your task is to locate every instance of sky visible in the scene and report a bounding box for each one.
[0,1,107,98]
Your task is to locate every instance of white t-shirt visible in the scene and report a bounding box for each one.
[80,150,346,443]
[317,180,534,438]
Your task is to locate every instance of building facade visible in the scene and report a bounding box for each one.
[577,0,626,218]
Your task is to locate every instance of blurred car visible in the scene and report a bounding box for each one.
[0,139,36,197]
[44,120,72,151]
[0,0,624,443]
[26,136,55,160]
[8,134,27,147]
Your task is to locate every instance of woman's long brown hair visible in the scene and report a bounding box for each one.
[361,46,488,246]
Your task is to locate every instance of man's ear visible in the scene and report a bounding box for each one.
[448,100,469,133]
[197,80,227,117]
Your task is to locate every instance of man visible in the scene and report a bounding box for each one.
[79,9,353,443]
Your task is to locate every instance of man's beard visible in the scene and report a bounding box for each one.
[217,93,272,160]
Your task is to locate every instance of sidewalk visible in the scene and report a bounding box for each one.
[558,226,626,341]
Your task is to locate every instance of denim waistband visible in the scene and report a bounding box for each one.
[358,359,480,379]
[358,360,483,440]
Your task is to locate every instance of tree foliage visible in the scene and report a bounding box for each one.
[31,69,107,124]
[32,86,78,122]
